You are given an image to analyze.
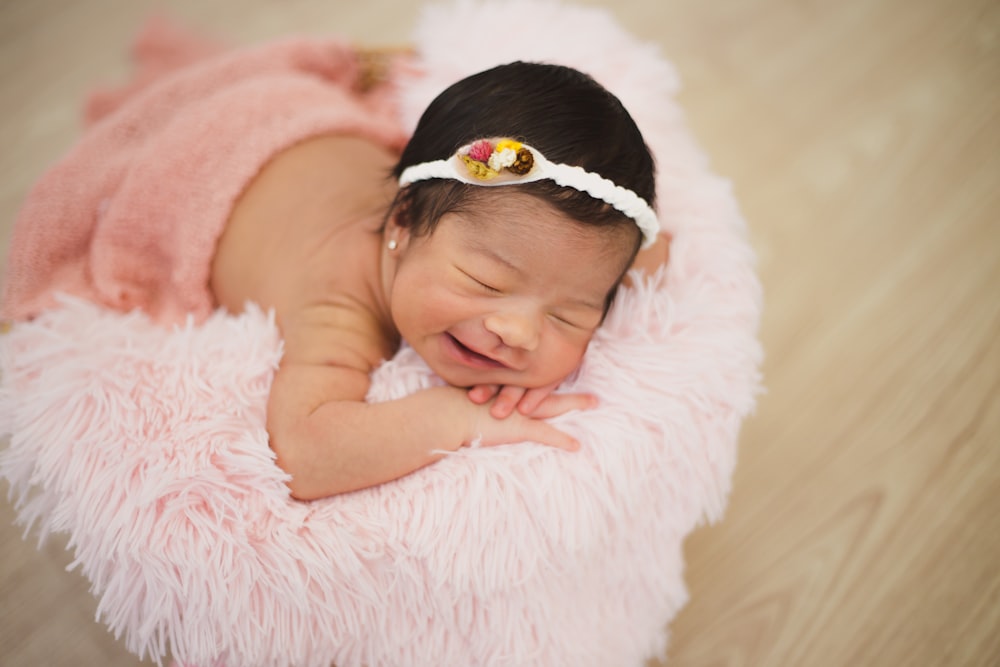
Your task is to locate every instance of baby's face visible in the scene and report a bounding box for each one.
[386,193,634,389]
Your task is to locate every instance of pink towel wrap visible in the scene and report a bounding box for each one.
[2,18,408,324]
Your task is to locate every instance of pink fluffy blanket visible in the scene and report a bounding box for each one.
[0,2,762,666]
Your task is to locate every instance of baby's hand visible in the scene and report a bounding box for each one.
[464,389,597,452]
[467,380,574,419]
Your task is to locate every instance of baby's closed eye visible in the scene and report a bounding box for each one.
[458,267,503,294]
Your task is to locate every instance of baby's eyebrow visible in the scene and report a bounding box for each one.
[467,241,524,276]
[564,295,605,312]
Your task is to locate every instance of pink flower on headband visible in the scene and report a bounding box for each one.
[399,137,658,247]
[467,140,494,162]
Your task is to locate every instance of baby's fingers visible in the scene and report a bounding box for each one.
[531,421,581,452]
[467,384,500,405]
[528,392,598,419]
[490,385,527,419]
[516,382,560,415]
[470,402,583,452]
[497,418,580,452]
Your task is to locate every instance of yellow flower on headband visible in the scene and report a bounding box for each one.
[495,139,522,153]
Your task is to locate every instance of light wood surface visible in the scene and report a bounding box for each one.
[1,1,997,666]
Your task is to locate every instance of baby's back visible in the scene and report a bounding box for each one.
[211,134,401,368]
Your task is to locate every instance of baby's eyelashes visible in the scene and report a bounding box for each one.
[476,279,502,294]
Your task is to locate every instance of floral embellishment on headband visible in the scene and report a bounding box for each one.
[398,136,660,248]
[459,139,535,180]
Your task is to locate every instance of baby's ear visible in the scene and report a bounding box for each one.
[384,215,413,253]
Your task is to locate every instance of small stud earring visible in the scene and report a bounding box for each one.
[387,239,398,251]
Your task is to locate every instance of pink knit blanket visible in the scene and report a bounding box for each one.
[2,17,407,324]
[0,3,762,666]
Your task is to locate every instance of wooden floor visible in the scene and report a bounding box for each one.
[1,0,997,665]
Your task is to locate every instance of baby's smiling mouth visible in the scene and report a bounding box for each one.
[445,333,509,369]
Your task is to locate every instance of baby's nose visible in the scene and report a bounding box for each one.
[484,310,540,351]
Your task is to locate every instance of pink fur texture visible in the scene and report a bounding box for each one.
[0,2,762,666]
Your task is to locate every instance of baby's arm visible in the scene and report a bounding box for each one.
[268,361,590,500]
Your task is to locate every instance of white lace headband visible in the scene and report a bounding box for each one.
[397,138,660,248]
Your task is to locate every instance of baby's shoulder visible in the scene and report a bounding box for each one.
[280,295,398,375]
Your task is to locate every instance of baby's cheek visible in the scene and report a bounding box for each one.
[540,337,589,382]
[400,285,454,325]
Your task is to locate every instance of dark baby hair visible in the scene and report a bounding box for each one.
[389,61,656,258]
